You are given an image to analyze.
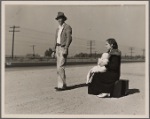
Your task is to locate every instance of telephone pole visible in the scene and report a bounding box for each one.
[9,26,20,59]
[94,51,97,59]
[30,45,36,57]
[87,40,95,56]
[142,49,145,58]
[129,47,134,59]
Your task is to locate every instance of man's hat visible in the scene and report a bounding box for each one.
[55,12,67,21]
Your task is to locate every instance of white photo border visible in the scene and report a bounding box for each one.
[1,1,149,118]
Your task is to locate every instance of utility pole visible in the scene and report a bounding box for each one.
[142,49,145,58]
[94,51,97,59]
[30,45,36,57]
[124,53,127,59]
[87,40,95,56]
[9,25,20,59]
[129,47,134,59]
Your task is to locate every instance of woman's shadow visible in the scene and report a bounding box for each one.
[61,83,140,97]
[111,88,140,98]
[126,88,140,95]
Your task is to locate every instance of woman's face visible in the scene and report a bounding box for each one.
[105,41,112,50]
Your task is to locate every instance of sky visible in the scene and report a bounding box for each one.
[5,4,146,57]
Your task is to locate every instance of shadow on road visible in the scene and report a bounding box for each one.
[66,83,88,90]
[127,88,140,95]
[109,88,140,98]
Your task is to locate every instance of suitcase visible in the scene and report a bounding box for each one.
[111,79,129,98]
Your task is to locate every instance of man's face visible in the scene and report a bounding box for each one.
[57,18,64,26]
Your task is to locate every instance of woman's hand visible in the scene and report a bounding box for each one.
[99,62,105,66]
[91,66,100,72]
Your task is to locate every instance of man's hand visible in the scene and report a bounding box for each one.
[51,52,56,58]
[63,48,68,55]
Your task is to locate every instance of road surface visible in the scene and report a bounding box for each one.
[4,63,147,117]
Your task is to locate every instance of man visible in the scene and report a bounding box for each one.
[52,12,72,91]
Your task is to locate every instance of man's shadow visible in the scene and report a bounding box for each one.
[65,83,88,90]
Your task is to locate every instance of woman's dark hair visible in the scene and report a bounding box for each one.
[106,38,118,49]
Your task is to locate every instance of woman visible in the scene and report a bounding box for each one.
[88,38,121,98]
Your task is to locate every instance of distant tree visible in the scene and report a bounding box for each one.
[26,54,40,58]
[45,48,53,57]
[26,54,33,58]
[74,52,102,58]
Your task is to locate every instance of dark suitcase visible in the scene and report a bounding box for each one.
[111,79,129,98]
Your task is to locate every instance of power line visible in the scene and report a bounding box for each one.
[7,24,101,42]
[9,25,20,59]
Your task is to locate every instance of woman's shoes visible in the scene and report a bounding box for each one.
[97,93,110,98]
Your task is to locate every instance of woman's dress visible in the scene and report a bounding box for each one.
[88,49,121,95]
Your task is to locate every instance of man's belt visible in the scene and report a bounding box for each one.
[56,43,61,46]
[56,43,65,47]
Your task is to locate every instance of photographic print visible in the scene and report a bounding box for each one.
[1,1,149,118]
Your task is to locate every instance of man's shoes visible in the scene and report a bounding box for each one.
[63,84,67,88]
[97,93,110,98]
[55,87,65,91]
[55,84,67,91]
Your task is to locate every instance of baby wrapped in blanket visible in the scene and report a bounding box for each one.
[86,53,110,84]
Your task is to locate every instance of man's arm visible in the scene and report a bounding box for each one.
[52,29,58,52]
[65,25,72,49]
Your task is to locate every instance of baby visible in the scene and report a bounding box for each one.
[86,53,110,84]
